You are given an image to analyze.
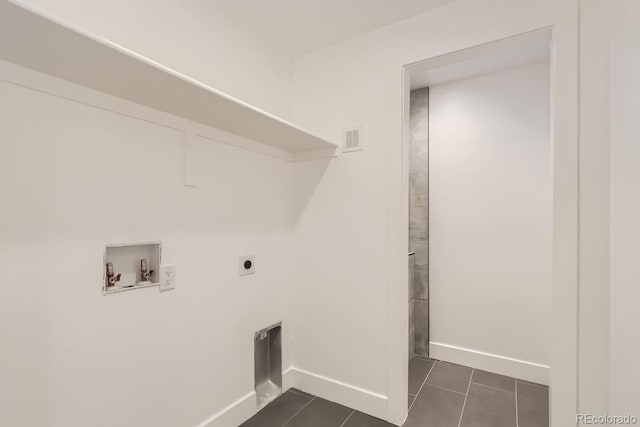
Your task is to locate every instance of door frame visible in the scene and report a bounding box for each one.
[384,3,579,426]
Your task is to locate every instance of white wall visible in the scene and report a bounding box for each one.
[290,0,577,424]
[428,61,551,383]
[609,0,640,416]
[0,5,298,421]
[16,0,294,118]
[0,61,295,427]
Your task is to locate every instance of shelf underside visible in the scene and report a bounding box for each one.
[0,0,337,156]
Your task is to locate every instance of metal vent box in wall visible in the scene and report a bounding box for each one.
[103,241,161,295]
[254,322,282,409]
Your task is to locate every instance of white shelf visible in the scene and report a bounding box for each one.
[0,0,338,157]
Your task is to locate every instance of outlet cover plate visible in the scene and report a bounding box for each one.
[159,264,176,292]
[239,255,255,276]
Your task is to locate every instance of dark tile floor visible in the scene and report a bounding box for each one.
[240,388,393,427]
[241,357,549,427]
[406,357,549,427]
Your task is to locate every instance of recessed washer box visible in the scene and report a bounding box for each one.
[103,241,161,295]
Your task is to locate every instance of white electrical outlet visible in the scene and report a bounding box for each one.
[239,255,255,276]
[159,264,176,292]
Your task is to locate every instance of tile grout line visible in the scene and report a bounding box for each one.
[423,383,467,396]
[281,396,316,427]
[515,378,519,427]
[338,410,355,427]
[469,381,516,394]
[408,391,417,409]
[457,368,474,427]
[409,359,438,412]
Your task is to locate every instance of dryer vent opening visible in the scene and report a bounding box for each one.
[254,323,282,408]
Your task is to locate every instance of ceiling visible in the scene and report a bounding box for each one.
[409,30,552,89]
[197,0,454,57]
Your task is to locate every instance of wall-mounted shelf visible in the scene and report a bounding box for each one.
[0,0,338,158]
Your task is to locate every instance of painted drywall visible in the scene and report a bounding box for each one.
[291,0,577,424]
[16,0,294,118]
[0,61,295,427]
[609,0,640,416]
[428,61,551,381]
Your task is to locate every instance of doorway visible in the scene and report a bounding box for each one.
[405,29,552,426]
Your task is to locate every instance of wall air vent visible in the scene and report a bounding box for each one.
[343,127,363,153]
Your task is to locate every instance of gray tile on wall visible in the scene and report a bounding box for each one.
[414,330,429,357]
[410,106,429,141]
[413,263,428,300]
[410,98,429,143]
[409,302,415,339]
[414,299,429,357]
[409,206,427,241]
[409,173,428,207]
[409,140,428,174]
[414,299,429,334]
[409,87,429,358]
[410,241,428,267]
[409,332,415,358]
[408,254,415,301]
[410,87,429,105]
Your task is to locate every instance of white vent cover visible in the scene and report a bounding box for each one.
[343,127,363,153]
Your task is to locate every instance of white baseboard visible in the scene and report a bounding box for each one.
[429,342,549,385]
[283,367,389,422]
[196,391,257,427]
[195,368,391,427]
